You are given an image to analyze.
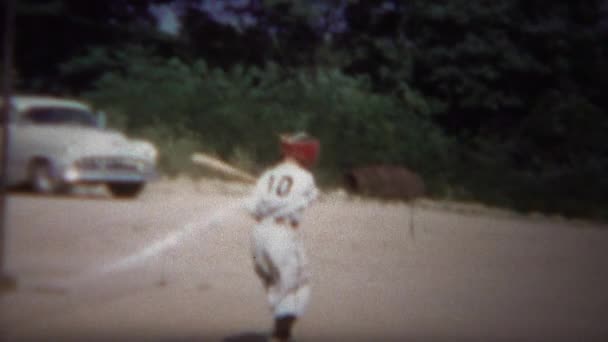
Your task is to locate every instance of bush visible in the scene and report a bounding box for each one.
[69,45,607,220]
[77,46,452,187]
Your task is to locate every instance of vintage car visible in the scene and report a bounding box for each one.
[0,95,158,198]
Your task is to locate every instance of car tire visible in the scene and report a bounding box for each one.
[29,160,60,194]
[107,182,145,198]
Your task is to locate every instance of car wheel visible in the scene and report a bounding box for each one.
[29,160,60,194]
[107,182,145,198]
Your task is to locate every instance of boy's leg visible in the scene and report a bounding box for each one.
[272,314,297,341]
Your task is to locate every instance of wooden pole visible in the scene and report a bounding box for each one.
[1,0,17,293]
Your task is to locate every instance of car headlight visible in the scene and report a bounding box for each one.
[145,143,158,161]
[133,141,158,161]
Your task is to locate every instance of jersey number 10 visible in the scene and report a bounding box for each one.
[268,175,293,197]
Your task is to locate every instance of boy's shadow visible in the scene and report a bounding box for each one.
[222,332,268,342]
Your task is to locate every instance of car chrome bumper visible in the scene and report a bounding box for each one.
[62,166,158,184]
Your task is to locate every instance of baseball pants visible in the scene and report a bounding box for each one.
[251,220,311,318]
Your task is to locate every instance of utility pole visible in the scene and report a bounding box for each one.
[1,0,17,293]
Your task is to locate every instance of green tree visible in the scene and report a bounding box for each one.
[11,0,173,92]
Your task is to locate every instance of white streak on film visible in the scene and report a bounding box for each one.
[68,201,243,288]
[10,201,249,326]
[95,223,192,275]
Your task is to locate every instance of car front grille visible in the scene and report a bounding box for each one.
[75,157,146,172]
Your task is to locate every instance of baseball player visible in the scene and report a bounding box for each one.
[243,132,320,341]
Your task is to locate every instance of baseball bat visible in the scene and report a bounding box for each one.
[191,152,257,183]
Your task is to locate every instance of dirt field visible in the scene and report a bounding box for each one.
[1,178,608,341]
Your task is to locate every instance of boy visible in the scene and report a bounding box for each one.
[244,132,320,341]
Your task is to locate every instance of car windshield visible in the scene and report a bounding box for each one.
[24,107,98,127]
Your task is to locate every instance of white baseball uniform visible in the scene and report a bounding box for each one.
[244,159,319,318]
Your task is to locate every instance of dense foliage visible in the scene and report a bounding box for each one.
[68,46,452,188]
[6,0,608,219]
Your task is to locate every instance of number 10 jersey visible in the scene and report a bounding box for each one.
[244,160,319,225]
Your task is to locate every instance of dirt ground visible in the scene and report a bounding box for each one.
[1,178,608,341]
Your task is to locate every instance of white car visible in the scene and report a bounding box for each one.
[1,95,158,198]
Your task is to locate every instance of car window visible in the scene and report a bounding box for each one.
[24,107,97,127]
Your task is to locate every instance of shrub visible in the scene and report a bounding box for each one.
[78,47,452,187]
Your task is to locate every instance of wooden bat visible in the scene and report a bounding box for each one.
[191,152,257,183]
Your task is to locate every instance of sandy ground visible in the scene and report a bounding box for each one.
[1,178,608,341]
